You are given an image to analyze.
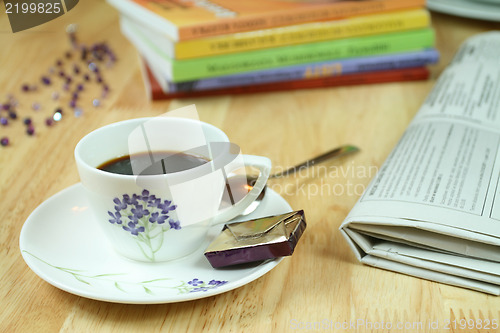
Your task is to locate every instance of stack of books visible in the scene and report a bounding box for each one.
[107,0,439,100]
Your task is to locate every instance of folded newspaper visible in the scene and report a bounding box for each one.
[340,32,500,295]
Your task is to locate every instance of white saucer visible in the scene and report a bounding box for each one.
[20,183,292,304]
[427,0,500,22]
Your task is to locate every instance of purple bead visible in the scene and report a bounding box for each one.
[56,59,63,66]
[66,23,78,33]
[88,62,97,72]
[66,76,72,84]
[69,100,77,108]
[73,64,80,74]
[101,84,110,98]
[83,74,90,81]
[96,75,103,83]
[0,137,9,146]
[32,102,41,111]
[69,35,77,48]
[73,107,83,117]
[91,44,105,61]
[76,84,84,92]
[109,53,117,62]
[53,112,62,121]
[2,104,9,110]
[21,84,30,92]
[45,117,54,126]
[58,71,66,78]
[0,117,8,126]
[8,111,17,119]
[27,125,35,136]
[81,47,88,61]
[23,117,32,125]
[41,76,51,85]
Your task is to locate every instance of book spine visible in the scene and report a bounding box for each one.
[178,0,426,40]
[166,49,439,92]
[175,9,430,59]
[171,29,435,82]
[108,0,180,40]
[149,68,430,100]
[121,19,175,80]
[124,17,176,59]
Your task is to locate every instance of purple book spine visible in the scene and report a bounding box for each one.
[166,49,439,93]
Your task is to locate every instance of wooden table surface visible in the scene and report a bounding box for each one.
[1,1,499,332]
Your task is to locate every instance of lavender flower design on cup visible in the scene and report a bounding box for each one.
[107,189,180,261]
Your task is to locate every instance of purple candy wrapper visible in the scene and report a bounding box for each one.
[204,210,306,268]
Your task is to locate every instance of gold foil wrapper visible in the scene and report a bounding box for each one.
[204,210,306,268]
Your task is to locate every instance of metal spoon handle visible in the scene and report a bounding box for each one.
[269,144,359,179]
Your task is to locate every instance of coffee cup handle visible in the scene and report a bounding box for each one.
[212,155,271,225]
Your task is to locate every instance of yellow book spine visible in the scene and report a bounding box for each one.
[175,9,430,59]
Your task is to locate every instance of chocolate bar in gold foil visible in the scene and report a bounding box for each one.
[204,210,306,268]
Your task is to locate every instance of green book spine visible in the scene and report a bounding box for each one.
[170,28,434,82]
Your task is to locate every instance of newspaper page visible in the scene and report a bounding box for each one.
[340,31,500,295]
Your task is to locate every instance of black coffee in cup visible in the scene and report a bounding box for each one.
[97,151,209,175]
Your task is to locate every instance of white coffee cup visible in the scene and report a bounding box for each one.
[74,117,271,262]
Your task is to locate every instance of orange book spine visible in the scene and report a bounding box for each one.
[178,0,426,40]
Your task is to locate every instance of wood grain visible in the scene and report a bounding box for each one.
[1,1,499,332]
